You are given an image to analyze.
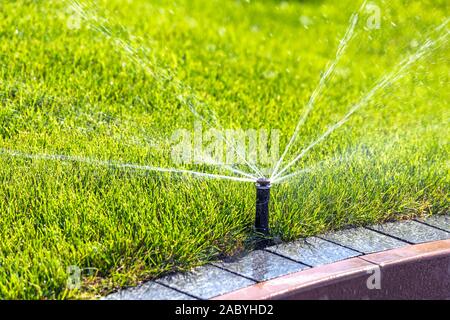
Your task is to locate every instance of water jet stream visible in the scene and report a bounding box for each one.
[271,1,367,180]
[69,0,264,178]
[272,23,449,181]
[197,153,258,180]
[0,78,256,180]
[272,148,368,184]
[0,148,256,183]
[39,1,448,240]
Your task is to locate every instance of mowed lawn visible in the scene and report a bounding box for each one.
[0,0,448,299]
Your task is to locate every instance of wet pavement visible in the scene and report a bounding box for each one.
[105,215,450,300]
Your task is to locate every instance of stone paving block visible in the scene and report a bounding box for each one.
[212,250,309,282]
[104,281,195,300]
[266,236,360,267]
[157,264,255,299]
[369,220,450,244]
[417,215,450,232]
[103,218,450,300]
[322,227,408,254]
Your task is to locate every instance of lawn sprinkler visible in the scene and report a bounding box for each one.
[255,178,271,246]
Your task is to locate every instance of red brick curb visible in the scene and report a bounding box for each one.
[212,239,450,300]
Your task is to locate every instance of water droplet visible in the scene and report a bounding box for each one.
[263,71,277,79]
[410,39,419,48]
[218,27,227,37]
[299,16,312,28]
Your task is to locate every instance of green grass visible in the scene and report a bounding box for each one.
[0,0,448,299]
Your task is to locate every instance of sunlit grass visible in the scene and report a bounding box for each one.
[0,0,448,299]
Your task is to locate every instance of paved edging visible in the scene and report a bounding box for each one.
[212,239,450,300]
[104,215,450,300]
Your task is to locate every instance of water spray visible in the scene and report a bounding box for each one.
[254,178,271,246]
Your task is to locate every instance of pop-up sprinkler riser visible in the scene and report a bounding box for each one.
[255,178,271,237]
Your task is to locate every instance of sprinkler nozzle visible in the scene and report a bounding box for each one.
[255,178,271,238]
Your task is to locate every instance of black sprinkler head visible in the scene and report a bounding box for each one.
[255,178,271,239]
[256,178,271,188]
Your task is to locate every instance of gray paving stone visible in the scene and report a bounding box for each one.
[266,236,360,267]
[104,281,195,300]
[157,264,255,299]
[417,215,450,232]
[212,250,309,282]
[369,220,450,244]
[103,217,450,300]
[322,227,408,254]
